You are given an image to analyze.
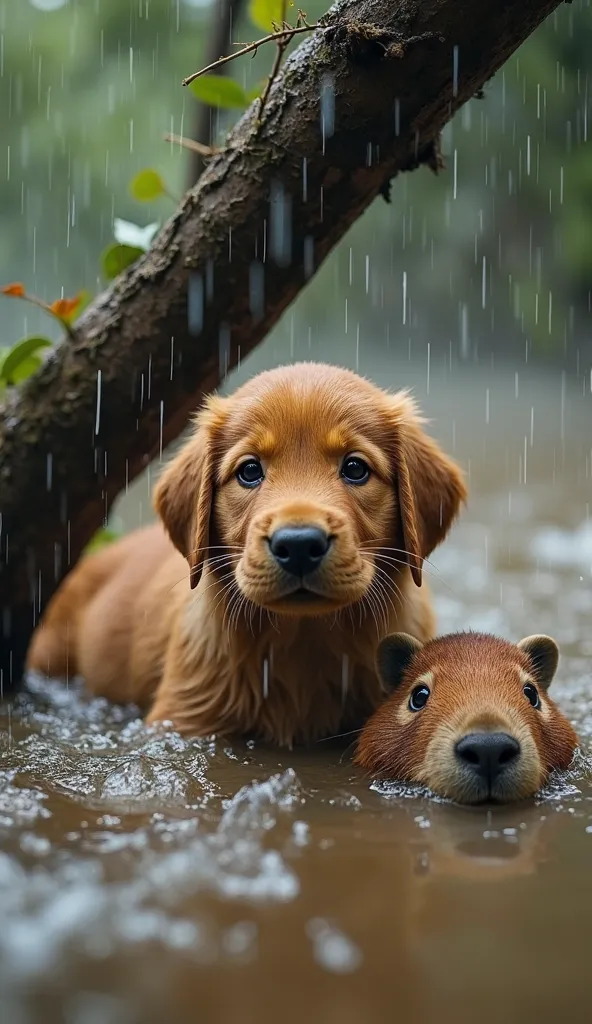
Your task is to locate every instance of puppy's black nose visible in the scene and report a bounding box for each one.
[455,732,520,782]
[269,527,331,578]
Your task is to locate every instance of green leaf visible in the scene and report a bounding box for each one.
[6,354,43,384]
[101,243,144,281]
[113,218,159,250]
[84,527,121,555]
[189,75,249,110]
[0,336,51,384]
[130,168,167,202]
[249,0,290,32]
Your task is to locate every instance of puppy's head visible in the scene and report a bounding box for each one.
[355,631,579,803]
[154,363,466,617]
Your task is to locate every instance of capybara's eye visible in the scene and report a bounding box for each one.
[523,682,541,709]
[236,458,265,488]
[408,685,430,712]
[341,455,370,485]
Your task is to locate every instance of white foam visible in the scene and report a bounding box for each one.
[306,918,363,974]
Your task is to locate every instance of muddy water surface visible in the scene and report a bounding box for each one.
[1,349,591,1024]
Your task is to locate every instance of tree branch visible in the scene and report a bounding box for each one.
[0,0,566,689]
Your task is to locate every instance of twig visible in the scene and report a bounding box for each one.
[258,5,290,118]
[164,133,220,157]
[182,23,319,87]
[1,287,78,341]
[259,41,288,114]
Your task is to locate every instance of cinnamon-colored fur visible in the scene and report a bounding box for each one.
[355,631,578,802]
[27,362,466,746]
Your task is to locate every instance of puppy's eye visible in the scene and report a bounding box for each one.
[341,455,370,485]
[236,459,264,488]
[408,685,430,712]
[523,683,540,709]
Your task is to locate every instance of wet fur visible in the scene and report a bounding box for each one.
[355,631,578,802]
[27,363,466,747]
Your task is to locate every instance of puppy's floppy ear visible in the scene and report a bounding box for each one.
[153,397,226,590]
[390,394,467,587]
[376,633,424,693]
[517,635,559,691]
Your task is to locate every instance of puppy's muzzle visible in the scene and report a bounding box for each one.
[455,732,520,787]
[268,526,332,579]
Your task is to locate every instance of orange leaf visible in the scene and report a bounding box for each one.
[50,294,82,320]
[1,282,25,297]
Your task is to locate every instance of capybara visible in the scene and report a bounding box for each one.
[355,631,578,803]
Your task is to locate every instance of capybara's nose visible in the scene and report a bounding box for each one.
[455,732,520,782]
[269,526,331,578]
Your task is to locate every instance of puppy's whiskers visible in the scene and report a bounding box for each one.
[224,588,256,640]
[185,544,243,557]
[368,580,389,635]
[370,569,399,622]
[356,555,402,633]
[360,583,384,637]
[372,552,455,596]
[221,584,242,635]
[372,562,404,608]
[167,556,240,595]
[361,547,443,587]
[225,591,244,637]
[265,609,281,634]
[359,541,440,572]
[198,567,242,600]
[364,567,400,635]
[211,575,243,619]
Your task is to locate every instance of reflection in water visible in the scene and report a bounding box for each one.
[1,354,592,1023]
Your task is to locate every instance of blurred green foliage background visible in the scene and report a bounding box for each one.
[1,0,591,358]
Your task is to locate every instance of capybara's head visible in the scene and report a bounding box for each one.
[153,363,466,618]
[355,631,578,804]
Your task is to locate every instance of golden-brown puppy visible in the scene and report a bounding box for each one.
[27,362,466,746]
[355,631,578,802]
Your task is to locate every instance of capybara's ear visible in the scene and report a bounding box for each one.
[517,635,560,691]
[387,393,467,587]
[376,633,424,693]
[153,395,227,590]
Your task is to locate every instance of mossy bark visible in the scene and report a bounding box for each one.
[0,0,564,688]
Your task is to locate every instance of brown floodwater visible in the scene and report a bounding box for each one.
[1,347,591,1024]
